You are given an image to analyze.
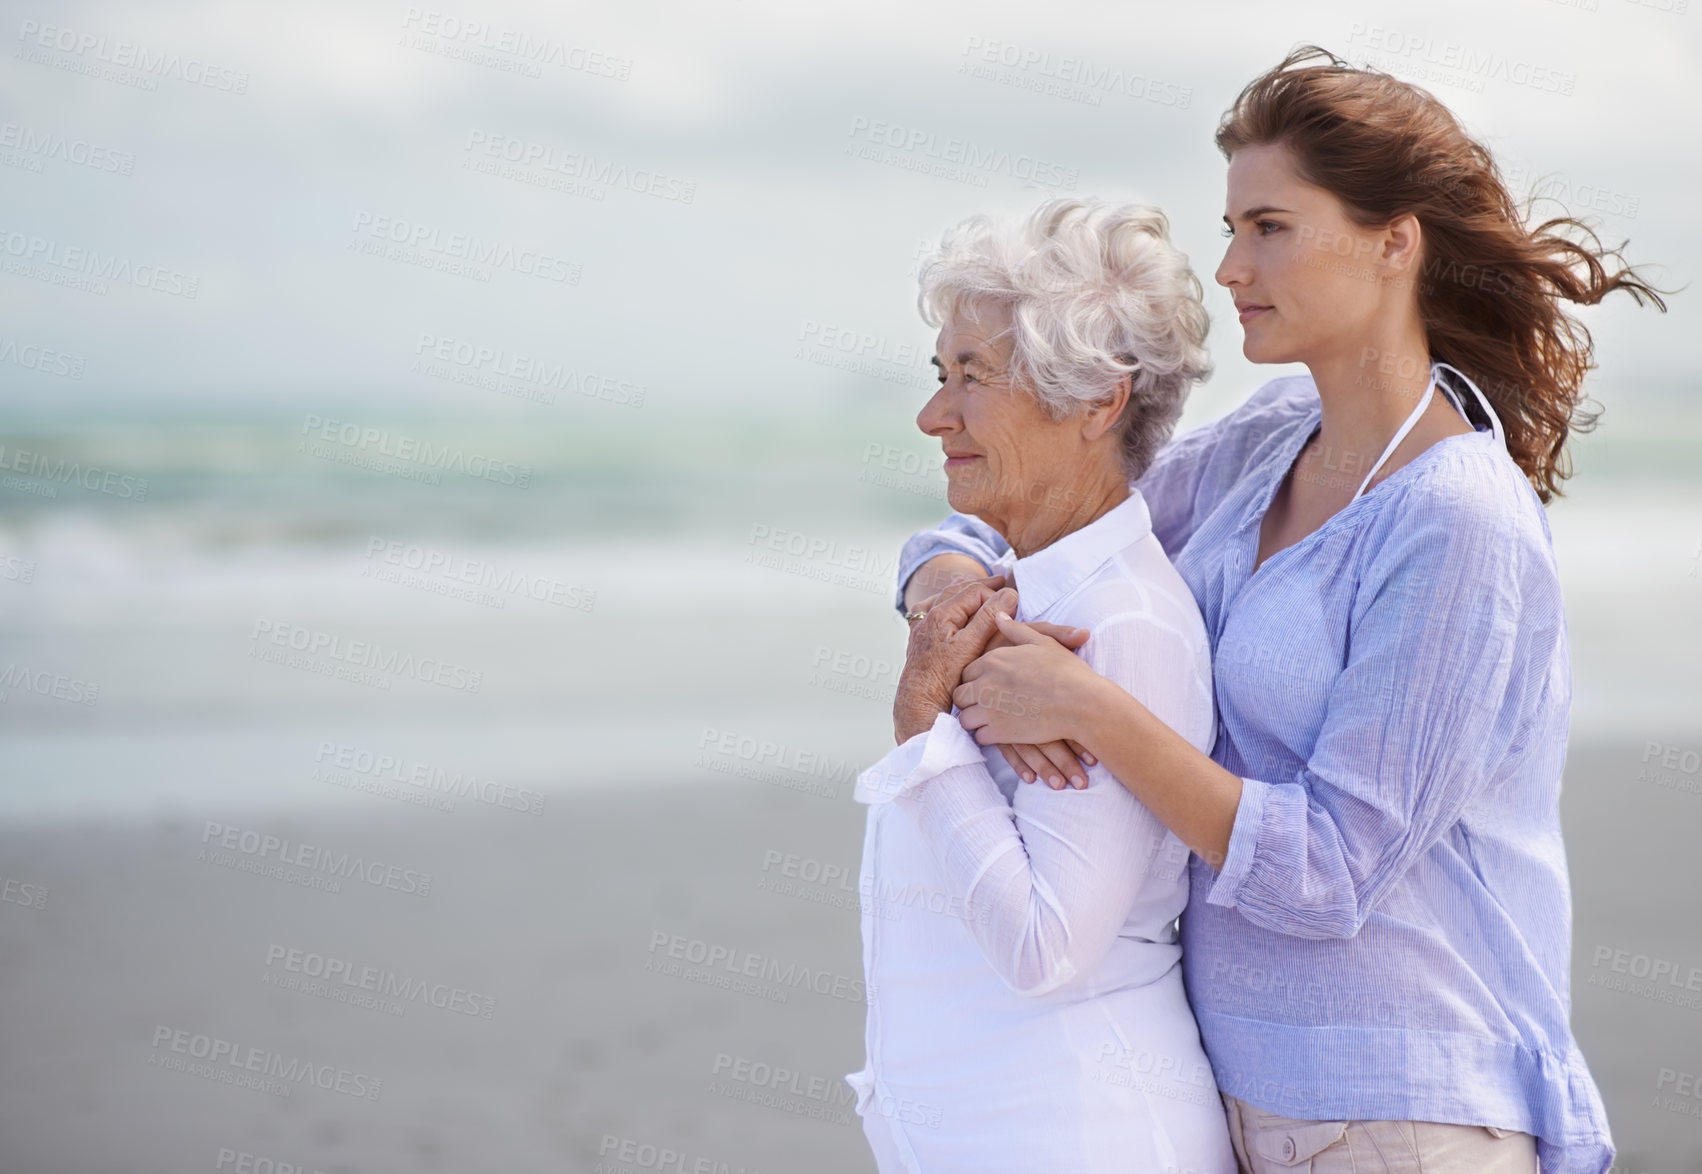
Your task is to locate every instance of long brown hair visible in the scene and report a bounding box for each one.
[1216,45,1669,503]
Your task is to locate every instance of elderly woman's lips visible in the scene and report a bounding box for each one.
[943,455,982,466]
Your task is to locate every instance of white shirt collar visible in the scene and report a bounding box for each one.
[992,487,1153,619]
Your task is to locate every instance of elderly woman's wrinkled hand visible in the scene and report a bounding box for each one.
[908,569,1007,620]
[892,580,1016,744]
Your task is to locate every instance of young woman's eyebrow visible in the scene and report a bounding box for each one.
[1223,205,1293,225]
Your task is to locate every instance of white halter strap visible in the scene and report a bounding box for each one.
[1352,374,1434,501]
[1432,360,1505,446]
[1351,360,1504,500]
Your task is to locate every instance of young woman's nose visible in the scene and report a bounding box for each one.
[1215,231,1255,289]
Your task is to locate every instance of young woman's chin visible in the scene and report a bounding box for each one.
[1234,316,1288,365]
[1240,336,1296,365]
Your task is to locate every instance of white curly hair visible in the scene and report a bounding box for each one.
[917,197,1212,478]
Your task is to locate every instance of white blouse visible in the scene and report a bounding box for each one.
[845,489,1237,1174]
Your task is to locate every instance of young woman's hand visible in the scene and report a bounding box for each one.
[979,621,1097,789]
[903,570,1097,787]
[954,613,1110,787]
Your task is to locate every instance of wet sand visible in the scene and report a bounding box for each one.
[0,738,1696,1173]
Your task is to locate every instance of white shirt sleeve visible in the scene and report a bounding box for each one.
[856,615,1199,997]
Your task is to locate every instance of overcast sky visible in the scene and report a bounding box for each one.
[2,0,1695,422]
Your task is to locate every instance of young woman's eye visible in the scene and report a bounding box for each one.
[1220,224,1235,238]
[1256,220,1282,236]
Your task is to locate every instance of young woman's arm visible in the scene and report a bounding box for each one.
[955,484,1538,940]
[896,521,1008,613]
[902,553,1002,614]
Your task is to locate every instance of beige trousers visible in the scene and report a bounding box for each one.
[1223,1093,1539,1173]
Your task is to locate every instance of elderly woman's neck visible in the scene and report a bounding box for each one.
[1000,475,1130,561]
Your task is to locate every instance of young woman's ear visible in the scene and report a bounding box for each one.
[1381,212,1423,273]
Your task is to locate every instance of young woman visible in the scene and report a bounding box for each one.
[897,46,1665,1174]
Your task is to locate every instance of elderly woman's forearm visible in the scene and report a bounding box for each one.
[889,723,1170,998]
[1077,677,1242,871]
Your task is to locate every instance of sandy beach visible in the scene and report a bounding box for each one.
[0,781,872,1174]
[0,735,1695,1174]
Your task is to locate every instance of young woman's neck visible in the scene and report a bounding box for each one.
[1305,322,1435,465]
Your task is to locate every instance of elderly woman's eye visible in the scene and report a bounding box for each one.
[1220,224,1234,238]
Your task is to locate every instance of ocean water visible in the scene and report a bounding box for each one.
[0,391,1697,822]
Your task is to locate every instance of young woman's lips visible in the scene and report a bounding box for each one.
[1237,304,1273,324]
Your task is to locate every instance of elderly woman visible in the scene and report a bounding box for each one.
[843,199,1236,1173]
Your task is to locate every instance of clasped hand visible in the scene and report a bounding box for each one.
[893,573,1102,789]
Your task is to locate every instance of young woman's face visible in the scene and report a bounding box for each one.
[1215,142,1400,366]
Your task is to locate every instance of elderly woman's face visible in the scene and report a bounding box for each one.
[918,299,1097,530]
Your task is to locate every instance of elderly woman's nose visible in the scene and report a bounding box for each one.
[917,384,953,434]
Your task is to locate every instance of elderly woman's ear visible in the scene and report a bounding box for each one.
[1081,373,1134,444]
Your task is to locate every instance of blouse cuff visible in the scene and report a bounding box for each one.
[852,710,984,805]
[1204,774,1267,908]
